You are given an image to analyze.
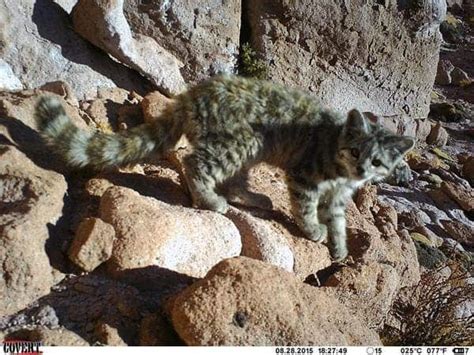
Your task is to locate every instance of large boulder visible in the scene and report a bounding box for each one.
[100,186,242,279]
[247,0,444,118]
[168,257,381,345]
[0,0,146,99]
[124,0,242,83]
[71,0,186,96]
[0,147,67,316]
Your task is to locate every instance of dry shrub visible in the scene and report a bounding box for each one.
[387,261,473,345]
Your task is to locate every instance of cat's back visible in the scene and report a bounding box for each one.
[181,75,326,127]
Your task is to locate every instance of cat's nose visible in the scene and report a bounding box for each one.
[357,166,365,176]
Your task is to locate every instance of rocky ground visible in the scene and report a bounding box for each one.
[0,0,473,347]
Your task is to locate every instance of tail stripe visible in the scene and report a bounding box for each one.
[35,96,178,169]
[68,129,93,167]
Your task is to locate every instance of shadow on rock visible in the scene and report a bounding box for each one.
[103,171,191,207]
[32,0,150,95]
[1,269,191,345]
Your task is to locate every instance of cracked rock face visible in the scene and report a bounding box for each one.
[247,0,443,118]
[71,0,186,96]
[123,0,241,83]
[0,0,147,99]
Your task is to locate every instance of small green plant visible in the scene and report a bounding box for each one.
[239,43,268,80]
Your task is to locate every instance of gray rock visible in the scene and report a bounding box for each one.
[435,59,454,85]
[246,0,442,117]
[0,0,146,100]
[72,0,186,96]
[427,122,449,147]
[451,67,471,86]
[124,0,241,83]
[0,59,23,91]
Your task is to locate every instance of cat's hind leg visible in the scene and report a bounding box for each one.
[183,131,262,214]
[220,168,273,210]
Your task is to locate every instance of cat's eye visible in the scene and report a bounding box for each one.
[372,159,382,167]
[351,148,360,158]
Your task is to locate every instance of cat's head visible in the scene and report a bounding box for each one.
[337,109,415,182]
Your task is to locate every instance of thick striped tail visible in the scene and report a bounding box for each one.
[35,96,163,169]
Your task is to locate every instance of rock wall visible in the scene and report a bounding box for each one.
[123,0,242,83]
[246,0,445,118]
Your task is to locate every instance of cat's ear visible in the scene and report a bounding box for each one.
[345,109,370,136]
[388,136,416,156]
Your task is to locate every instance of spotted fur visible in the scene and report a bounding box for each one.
[35,75,415,261]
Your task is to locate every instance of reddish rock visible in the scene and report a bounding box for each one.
[441,181,474,212]
[226,208,294,272]
[286,229,332,280]
[324,262,400,329]
[441,220,474,248]
[68,218,116,272]
[347,201,420,279]
[375,204,398,236]
[94,322,127,346]
[100,186,242,279]
[462,156,474,185]
[0,147,67,317]
[39,81,78,106]
[139,313,183,346]
[141,91,173,123]
[168,257,381,345]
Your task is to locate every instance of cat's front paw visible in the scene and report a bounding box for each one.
[305,224,328,243]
